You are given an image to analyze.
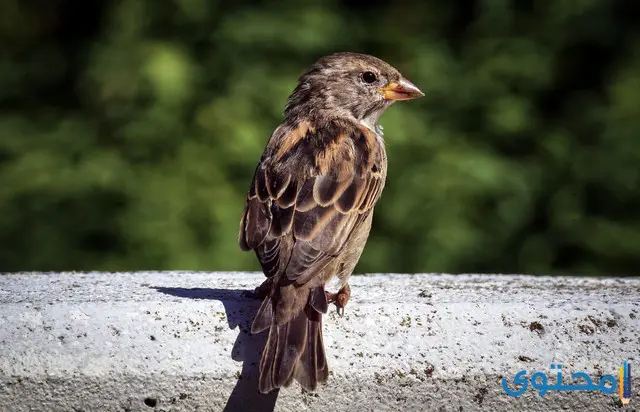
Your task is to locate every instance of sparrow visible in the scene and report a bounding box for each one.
[238,52,423,394]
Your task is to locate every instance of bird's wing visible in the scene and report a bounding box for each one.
[239,119,385,285]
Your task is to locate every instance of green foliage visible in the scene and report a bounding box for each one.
[0,0,638,275]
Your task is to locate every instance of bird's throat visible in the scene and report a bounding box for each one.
[359,112,385,138]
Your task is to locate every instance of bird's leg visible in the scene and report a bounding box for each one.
[325,283,351,317]
[245,278,272,300]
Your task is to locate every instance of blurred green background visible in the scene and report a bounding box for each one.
[1,0,638,275]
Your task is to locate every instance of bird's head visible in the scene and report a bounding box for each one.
[284,52,423,132]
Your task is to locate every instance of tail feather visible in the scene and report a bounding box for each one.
[273,309,308,385]
[251,296,273,334]
[256,286,328,393]
[258,323,278,393]
[291,304,328,389]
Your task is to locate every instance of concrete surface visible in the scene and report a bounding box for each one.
[0,272,638,412]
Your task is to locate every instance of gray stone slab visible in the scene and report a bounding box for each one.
[0,272,638,411]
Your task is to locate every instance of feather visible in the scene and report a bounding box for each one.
[244,198,271,250]
[257,288,328,394]
[270,204,295,238]
[238,116,388,394]
[251,296,273,334]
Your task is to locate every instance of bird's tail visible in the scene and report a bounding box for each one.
[251,286,329,394]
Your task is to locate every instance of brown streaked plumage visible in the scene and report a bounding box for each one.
[238,52,423,393]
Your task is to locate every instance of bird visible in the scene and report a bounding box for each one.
[238,52,423,394]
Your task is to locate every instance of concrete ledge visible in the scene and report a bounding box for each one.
[0,272,638,411]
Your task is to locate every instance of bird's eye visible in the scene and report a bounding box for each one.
[361,71,377,84]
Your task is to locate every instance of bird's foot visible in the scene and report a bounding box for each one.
[244,278,272,300]
[325,283,351,317]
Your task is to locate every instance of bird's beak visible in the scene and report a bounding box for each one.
[380,78,424,101]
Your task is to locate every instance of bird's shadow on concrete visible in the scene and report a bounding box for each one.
[151,286,279,412]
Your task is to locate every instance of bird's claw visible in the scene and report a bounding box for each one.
[241,290,257,299]
[325,284,350,317]
[246,279,272,300]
